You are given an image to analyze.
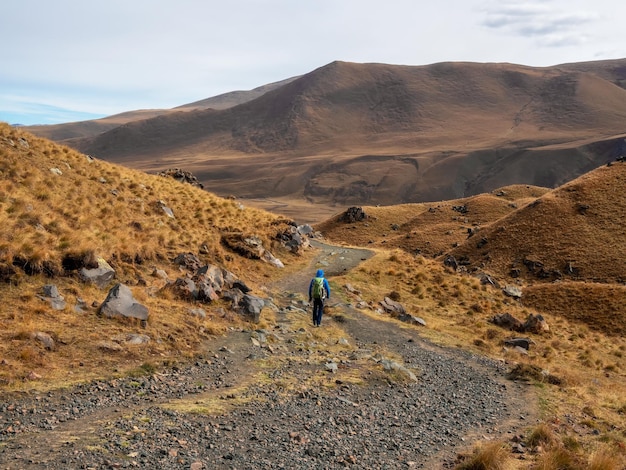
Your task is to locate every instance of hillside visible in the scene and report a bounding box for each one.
[0,122,298,386]
[447,160,626,284]
[319,158,626,336]
[29,59,626,215]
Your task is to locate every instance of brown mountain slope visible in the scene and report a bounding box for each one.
[42,60,626,214]
[71,60,626,156]
[174,76,300,111]
[316,184,550,257]
[0,122,301,385]
[446,160,626,284]
[25,109,171,141]
[25,77,299,142]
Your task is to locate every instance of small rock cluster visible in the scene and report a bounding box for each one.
[164,252,267,322]
[157,168,204,188]
[342,206,367,223]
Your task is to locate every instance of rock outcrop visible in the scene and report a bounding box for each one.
[98,284,149,323]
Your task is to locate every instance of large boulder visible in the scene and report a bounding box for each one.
[523,314,550,334]
[99,284,149,322]
[502,285,522,299]
[278,224,314,253]
[39,284,66,310]
[342,207,367,223]
[379,297,406,315]
[173,252,203,272]
[195,264,225,292]
[166,278,197,301]
[164,262,251,304]
[490,313,524,332]
[80,258,115,289]
[236,294,266,323]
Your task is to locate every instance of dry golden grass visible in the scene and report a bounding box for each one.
[449,162,626,284]
[330,247,626,468]
[317,185,549,258]
[0,123,299,389]
[523,282,626,336]
[454,441,511,470]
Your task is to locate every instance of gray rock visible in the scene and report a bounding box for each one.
[503,285,522,299]
[74,298,89,314]
[97,340,124,352]
[195,264,225,292]
[173,253,202,271]
[504,337,534,350]
[262,250,284,268]
[80,258,115,289]
[381,359,418,382]
[163,277,196,301]
[237,294,266,323]
[189,308,207,319]
[490,313,524,332]
[157,200,174,218]
[523,314,549,334]
[379,297,406,315]
[397,314,427,327]
[124,334,151,345]
[152,268,169,280]
[33,332,55,351]
[98,284,149,321]
[297,224,314,236]
[39,284,66,310]
[195,280,219,302]
[222,288,245,306]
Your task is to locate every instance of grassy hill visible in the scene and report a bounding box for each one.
[0,122,298,387]
[319,158,626,337]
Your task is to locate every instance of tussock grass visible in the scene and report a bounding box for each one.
[454,441,511,470]
[0,123,299,389]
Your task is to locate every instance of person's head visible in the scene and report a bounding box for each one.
[316,269,324,278]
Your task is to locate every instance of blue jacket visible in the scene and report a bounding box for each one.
[309,269,330,300]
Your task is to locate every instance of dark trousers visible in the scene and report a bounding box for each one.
[312,298,324,326]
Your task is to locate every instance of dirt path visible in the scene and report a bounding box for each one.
[0,241,537,469]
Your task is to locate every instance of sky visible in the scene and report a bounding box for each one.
[1,0,625,126]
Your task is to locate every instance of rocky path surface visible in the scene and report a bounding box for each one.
[0,242,535,469]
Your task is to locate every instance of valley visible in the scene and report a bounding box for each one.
[2,56,626,469]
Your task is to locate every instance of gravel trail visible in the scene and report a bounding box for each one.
[0,242,535,469]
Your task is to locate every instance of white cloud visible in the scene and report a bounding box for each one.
[1,0,625,124]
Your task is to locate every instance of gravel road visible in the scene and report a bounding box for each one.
[0,242,535,469]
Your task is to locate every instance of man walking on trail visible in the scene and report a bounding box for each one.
[309,269,330,327]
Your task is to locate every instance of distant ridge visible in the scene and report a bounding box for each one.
[28,59,626,212]
[25,76,299,142]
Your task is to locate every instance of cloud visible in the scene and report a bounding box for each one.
[481,1,599,47]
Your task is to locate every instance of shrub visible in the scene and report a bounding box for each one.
[454,441,509,470]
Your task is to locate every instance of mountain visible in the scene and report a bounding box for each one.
[24,76,299,142]
[29,59,626,217]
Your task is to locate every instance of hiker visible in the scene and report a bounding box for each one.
[308,269,330,327]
